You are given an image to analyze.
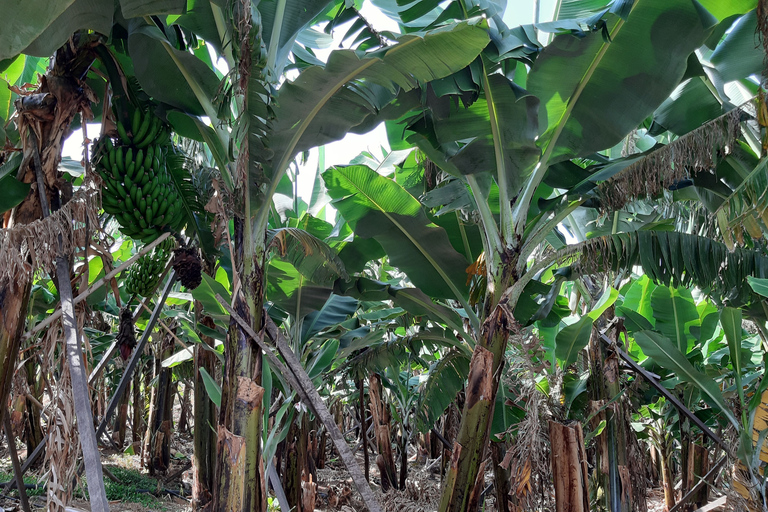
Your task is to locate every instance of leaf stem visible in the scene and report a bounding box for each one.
[265,0,287,83]
[513,18,627,237]
[480,61,513,242]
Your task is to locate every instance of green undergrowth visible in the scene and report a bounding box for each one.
[78,465,165,508]
[0,470,46,496]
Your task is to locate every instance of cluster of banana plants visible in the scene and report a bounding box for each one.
[6,0,768,511]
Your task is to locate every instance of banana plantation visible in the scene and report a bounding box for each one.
[3,0,768,511]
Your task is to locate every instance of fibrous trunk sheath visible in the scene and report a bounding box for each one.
[439,301,510,512]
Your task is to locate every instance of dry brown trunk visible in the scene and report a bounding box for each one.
[492,442,512,512]
[685,439,709,510]
[370,374,397,491]
[23,355,44,456]
[317,430,327,470]
[132,362,144,449]
[285,417,307,512]
[113,382,130,448]
[144,331,175,474]
[358,377,369,481]
[0,281,31,433]
[442,402,460,480]
[549,420,589,512]
[193,313,218,511]
[301,472,317,512]
[178,383,191,433]
[661,450,675,511]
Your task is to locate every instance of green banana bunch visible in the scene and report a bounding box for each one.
[93,107,187,243]
[124,238,176,297]
[117,108,171,149]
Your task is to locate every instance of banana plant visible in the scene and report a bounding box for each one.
[319,2,742,508]
[632,398,678,511]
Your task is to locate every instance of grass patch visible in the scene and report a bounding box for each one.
[77,465,164,508]
[0,470,46,496]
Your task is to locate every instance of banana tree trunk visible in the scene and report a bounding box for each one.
[132,362,144,450]
[285,413,311,512]
[438,301,511,512]
[144,330,176,474]
[178,383,191,434]
[23,350,44,456]
[317,429,327,470]
[0,34,96,453]
[660,448,675,511]
[603,350,632,512]
[549,420,589,512]
[0,279,32,434]
[442,402,460,480]
[491,442,512,512]
[370,373,397,491]
[588,317,635,512]
[358,378,369,481]
[685,437,709,510]
[113,382,130,449]
[399,429,408,490]
[193,313,218,510]
[212,223,265,512]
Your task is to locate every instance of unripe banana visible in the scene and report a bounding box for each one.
[116,147,125,175]
[102,193,120,208]
[144,146,155,170]
[134,165,146,185]
[153,126,168,146]
[108,149,116,170]
[136,117,161,149]
[124,173,134,192]
[141,227,158,238]
[144,179,157,198]
[157,198,170,217]
[134,110,152,144]
[106,176,121,192]
[139,197,147,214]
[116,120,131,146]
[126,161,136,181]
[102,204,120,215]
[130,184,139,205]
[131,109,141,135]
[115,182,128,200]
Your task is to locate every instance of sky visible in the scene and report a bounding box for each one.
[62,0,561,205]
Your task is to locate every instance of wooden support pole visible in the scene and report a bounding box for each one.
[29,130,110,512]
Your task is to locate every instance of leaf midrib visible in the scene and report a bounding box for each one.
[641,332,739,429]
[338,169,474,325]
